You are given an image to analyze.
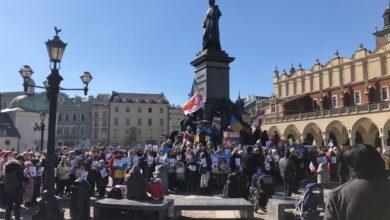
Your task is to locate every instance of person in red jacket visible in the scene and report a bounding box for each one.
[148,178,164,200]
[109,150,125,186]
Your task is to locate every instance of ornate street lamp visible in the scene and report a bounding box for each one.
[19,27,92,220]
[33,112,46,152]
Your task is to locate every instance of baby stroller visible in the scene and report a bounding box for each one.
[249,174,274,213]
[295,183,324,220]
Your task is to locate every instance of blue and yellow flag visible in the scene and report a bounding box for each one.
[230,116,244,132]
[189,79,199,98]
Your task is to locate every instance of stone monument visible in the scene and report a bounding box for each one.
[191,0,235,129]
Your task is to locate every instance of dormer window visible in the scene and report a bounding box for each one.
[125,97,131,103]
[136,97,142,103]
[113,96,120,103]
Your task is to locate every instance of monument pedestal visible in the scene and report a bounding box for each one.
[191,49,235,129]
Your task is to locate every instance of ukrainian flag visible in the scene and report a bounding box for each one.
[189,79,199,98]
[230,116,244,132]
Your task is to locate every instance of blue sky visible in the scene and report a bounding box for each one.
[0,0,387,105]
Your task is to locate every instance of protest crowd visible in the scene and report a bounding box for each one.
[1,125,390,220]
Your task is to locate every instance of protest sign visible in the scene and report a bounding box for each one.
[223,132,240,147]
[29,167,37,177]
[81,171,88,180]
[153,145,159,152]
[100,169,108,178]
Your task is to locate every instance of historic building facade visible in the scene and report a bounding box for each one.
[55,93,93,148]
[107,92,169,147]
[168,105,184,134]
[90,94,110,147]
[262,5,390,149]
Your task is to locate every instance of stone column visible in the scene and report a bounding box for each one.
[380,135,388,148]
[322,131,329,147]
[349,135,356,146]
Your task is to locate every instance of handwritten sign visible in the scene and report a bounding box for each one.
[81,171,88,180]
[331,157,337,164]
[29,167,37,177]
[92,160,98,170]
[201,158,207,167]
[100,169,108,178]
[153,145,159,152]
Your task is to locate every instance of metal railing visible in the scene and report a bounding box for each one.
[264,101,390,124]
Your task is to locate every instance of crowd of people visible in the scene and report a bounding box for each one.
[1,126,390,220]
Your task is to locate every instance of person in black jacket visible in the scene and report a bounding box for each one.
[199,147,212,194]
[4,159,24,220]
[278,151,296,198]
[325,144,390,220]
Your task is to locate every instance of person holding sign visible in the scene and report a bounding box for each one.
[96,160,110,198]
[109,150,126,187]
[199,147,212,195]
[230,148,242,174]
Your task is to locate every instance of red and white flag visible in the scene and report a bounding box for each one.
[309,161,317,173]
[252,110,265,127]
[182,92,203,115]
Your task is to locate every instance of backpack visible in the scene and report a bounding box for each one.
[107,187,122,199]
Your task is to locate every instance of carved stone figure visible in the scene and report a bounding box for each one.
[203,0,222,51]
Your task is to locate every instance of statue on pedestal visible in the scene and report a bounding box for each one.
[203,0,222,51]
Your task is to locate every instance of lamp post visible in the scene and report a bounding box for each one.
[19,27,92,220]
[33,112,46,152]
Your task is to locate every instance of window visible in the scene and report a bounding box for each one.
[114,107,119,113]
[113,129,119,138]
[114,96,120,103]
[102,119,107,127]
[64,128,70,136]
[381,86,388,101]
[160,119,164,126]
[94,111,99,117]
[80,127,85,136]
[138,107,142,113]
[65,114,69,122]
[58,142,63,147]
[313,99,319,110]
[160,130,165,137]
[160,108,164,113]
[71,127,77,136]
[271,104,276,113]
[94,119,98,127]
[138,118,142,126]
[80,114,85,122]
[137,129,142,138]
[148,108,152,113]
[125,129,130,137]
[57,127,63,136]
[147,130,152,138]
[332,96,337,108]
[103,110,108,117]
[102,129,107,139]
[148,119,153,126]
[114,118,119,126]
[354,92,361,105]
[126,107,130,113]
[126,118,130,126]
[58,114,63,122]
[72,114,77,122]
[93,131,98,139]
